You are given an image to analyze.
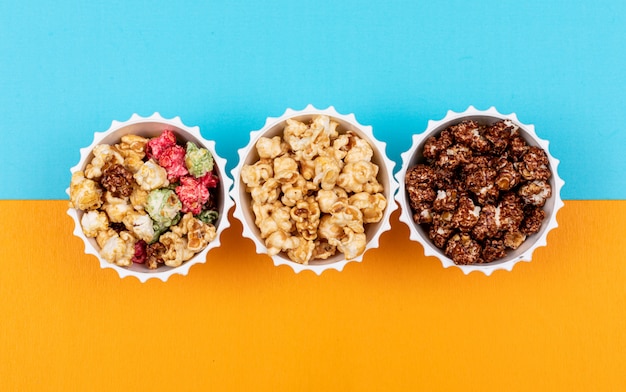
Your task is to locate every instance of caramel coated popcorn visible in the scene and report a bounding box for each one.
[405,119,553,265]
[241,115,387,264]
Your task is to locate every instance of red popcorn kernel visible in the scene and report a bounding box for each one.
[159,144,189,181]
[145,129,177,160]
[198,171,220,188]
[132,240,147,264]
[176,176,210,215]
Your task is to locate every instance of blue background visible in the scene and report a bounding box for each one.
[1,0,625,200]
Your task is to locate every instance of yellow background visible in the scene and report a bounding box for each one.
[1,200,625,391]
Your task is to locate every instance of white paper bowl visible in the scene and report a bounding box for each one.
[395,106,564,275]
[231,105,398,274]
[66,113,234,282]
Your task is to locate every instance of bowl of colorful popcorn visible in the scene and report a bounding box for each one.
[395,106,564,275]
[67,113,234,282]
[231,105,398,274]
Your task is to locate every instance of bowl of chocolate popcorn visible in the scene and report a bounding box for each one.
[395,106,564,275]
[66,113,234,282]
[231,105,398,274]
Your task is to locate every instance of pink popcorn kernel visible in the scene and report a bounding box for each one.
[146,129,177,160]
[176,176,210,215]
[199,171,219,189]
[159,144,188,181]
[132,240,147,264]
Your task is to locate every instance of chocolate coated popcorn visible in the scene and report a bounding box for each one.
[405,119,553,265]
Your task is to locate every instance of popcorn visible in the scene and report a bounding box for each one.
[253,200,293,239]
[123,211,156,243]
[241,115,387,264]
[145,188,182,228]
[184,141,214,178]
[405,119,554,265]
[241,159,274,189]
[171,213,216,253]
[337,161,380,193]
[265,230,300,257]
[333,228,367,260]
[287,238,315,265]
[348,192,387,224]
[134,159,170,191]
[70,129,221,270]
[316,187,348,214]
[69,171,103,211]
[158,144,188,181]
[84,145,124,180]
[101,164,134,198]
[256,136,286,159]
[176,176,210,215]
[250,177,281,205]
[159,231,194,267]
[281,175,317,207]
[273,155,299,184]
[117,135,147,159]
[313,155,342,190]
[129,184,149,211]
[115,135,147,173]
[145,129,176,160]
[290,197,321,241]
[96,229,136,267]
[103,192,133,223]
[80,210,109,238]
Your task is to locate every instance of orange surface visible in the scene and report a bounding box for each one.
[1,200,625,391]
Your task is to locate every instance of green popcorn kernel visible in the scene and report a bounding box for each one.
[185,141,214,178]
[145,188,182,228]
[196,209,219,225]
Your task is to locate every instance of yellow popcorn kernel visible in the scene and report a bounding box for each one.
[255,136,285,159]
[103,192,133,223]
[344,136,374,163]
[96,229,136,267]
[348,192,387,224]
[69,171,103,211]
[116,134,147,159]
[337,161,379,193]
[313,155,342,191]
[334,229,367,260]
[316,187,348,214]
[129,184,149,211]
[80,210,109,238]
[283,118,311,152]
[171,213,216,252]
[122,211,156,243]
[287,238,316,264]
[265,230,300,257]
[253,200,293,239]
[273,155,299,184]
[133,159,169,191]
[159,232,194,267]
[290,197,321,241]
[250,177,281,204]
[280,175,317,207]
[241,158,274,189]
[85,144,124,180]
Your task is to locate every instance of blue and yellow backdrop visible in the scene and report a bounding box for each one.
[1,1,625,390]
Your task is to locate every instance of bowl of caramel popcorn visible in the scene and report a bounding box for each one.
[66,113,234,282]
[231,105,398,274]
[395,106,564,275]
